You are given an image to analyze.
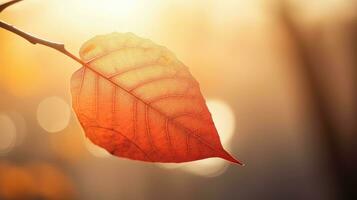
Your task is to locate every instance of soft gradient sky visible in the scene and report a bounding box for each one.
[0,0,356,199]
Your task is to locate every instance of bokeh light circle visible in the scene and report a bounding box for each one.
[181,158,229,177]
[0,114,17,154]
[8,111,27,147]
[206,99,236,144]
[36,96,71,133]
[84,138,111,158]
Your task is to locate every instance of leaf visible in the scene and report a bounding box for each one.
[70,32,241,164]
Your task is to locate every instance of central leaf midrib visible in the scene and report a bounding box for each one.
[80,48,221,154]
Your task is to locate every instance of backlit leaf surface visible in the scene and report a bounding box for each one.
[71,33,241,164]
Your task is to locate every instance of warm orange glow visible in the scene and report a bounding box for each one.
[0,162,76,199]
[50,127,87,162]
[1,0,354,199]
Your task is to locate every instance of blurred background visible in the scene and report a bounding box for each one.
[0,0,356,199]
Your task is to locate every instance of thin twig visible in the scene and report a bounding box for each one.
[0,0,84,66]
[0,0,22,12]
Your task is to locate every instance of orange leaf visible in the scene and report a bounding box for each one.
[71,33,241,164]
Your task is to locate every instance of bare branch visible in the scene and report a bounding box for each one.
[0,20,85,65]
[0,0,23,13]
[0,0,84,66]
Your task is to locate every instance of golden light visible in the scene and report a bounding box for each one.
[36,96,71,133]
[210,0,265,26]
[0,114,17,154]
[46,0,151,34]
[159,99,237,177]
[83,0,140,19]
[0,34,43,97]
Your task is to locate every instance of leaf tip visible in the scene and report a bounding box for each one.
[220,150,244,166]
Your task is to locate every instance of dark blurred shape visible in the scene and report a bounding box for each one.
[278,1,357,199]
